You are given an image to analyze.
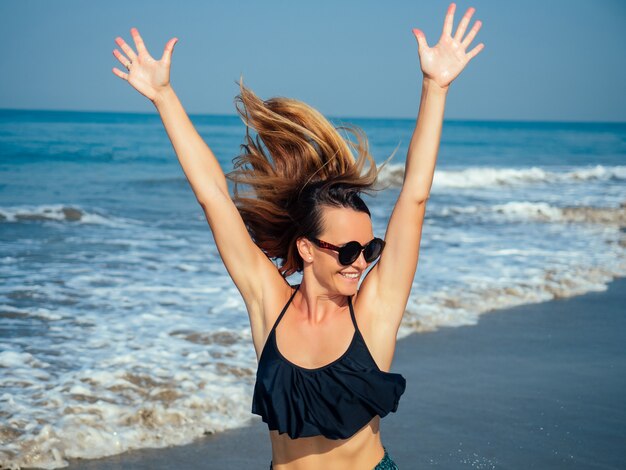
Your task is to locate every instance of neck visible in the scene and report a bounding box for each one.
[295,280,351,325]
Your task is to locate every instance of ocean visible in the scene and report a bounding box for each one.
[1,109,624,469]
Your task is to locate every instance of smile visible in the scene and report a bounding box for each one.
[339,272,360,279]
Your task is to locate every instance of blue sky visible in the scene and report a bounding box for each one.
[0,0,624,121]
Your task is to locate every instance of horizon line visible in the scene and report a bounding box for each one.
[0,107,625,125]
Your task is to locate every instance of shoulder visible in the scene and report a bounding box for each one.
[352,285,401,372]
[247,276,296,360]
[353,266,406,336]
[259,281,298,332]
[352,284,397,331]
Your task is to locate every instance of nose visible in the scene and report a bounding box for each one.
[352,250,368,269]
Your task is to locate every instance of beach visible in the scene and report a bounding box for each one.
[63,276,626,469]
[2,112,624,469]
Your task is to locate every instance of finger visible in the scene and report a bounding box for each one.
[114,36,137,63]
[461,20,482,49]
[113,49,132,69]
[112,67,129,81]
[466,43,485,61]
[130,27,150,56]
[453,7,475,42]
[160,37,178,64]
[442,2,456,37]
[412,29,429,52]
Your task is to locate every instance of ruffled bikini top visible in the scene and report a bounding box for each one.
[251,283,406,440]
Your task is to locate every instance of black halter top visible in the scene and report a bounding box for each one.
[251,284,406,440]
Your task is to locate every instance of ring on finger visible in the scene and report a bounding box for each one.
[125,61,132,70]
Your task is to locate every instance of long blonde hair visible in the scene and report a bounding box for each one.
[226,79,392,277]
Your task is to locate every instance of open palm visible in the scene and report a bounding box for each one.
[112,28,178,102]
[413,3,484,88]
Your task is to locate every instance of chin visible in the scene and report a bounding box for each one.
[336,273,360,293]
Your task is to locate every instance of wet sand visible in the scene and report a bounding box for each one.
[66,277,626,469]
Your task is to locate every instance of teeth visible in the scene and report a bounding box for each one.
[340,273,359,278]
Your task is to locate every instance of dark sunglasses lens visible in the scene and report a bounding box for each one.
[337,240,384,265]
[338,242,362,265]
[364,239,384,262]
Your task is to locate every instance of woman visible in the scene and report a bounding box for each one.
[112,3,483,468]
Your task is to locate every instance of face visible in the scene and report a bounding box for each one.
[298,205,375,295]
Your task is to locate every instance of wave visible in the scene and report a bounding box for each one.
[438,201,626,226]
[0,204,137,227]
[0,367,253,470]
[399,263,626,338]
[376,164,626,189]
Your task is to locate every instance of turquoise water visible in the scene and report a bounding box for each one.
[1,109,625,468]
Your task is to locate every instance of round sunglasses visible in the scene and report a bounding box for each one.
[308,237,386,266]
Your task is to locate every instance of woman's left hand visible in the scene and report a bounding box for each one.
[413,2,484,89]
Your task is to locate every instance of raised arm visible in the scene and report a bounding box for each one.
[111,29,285,317]
[361,3,484,331]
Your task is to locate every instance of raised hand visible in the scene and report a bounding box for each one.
[112,28,178,102]
[412,3,484,89]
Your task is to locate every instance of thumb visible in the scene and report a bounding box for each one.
[412,29,429,52]
[161,37,178,64]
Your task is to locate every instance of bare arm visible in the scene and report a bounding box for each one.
[360,3,484,332]
[151,86,285,305]
[112,29,227,204]
[152,86,228,201]
[363,79,446,327]
[112,29,285,318]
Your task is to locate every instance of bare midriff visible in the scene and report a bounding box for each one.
[268,415,385,470]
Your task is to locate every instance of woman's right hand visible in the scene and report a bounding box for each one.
[112,27,178,103]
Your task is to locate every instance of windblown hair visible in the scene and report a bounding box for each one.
[226,79,392,277]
